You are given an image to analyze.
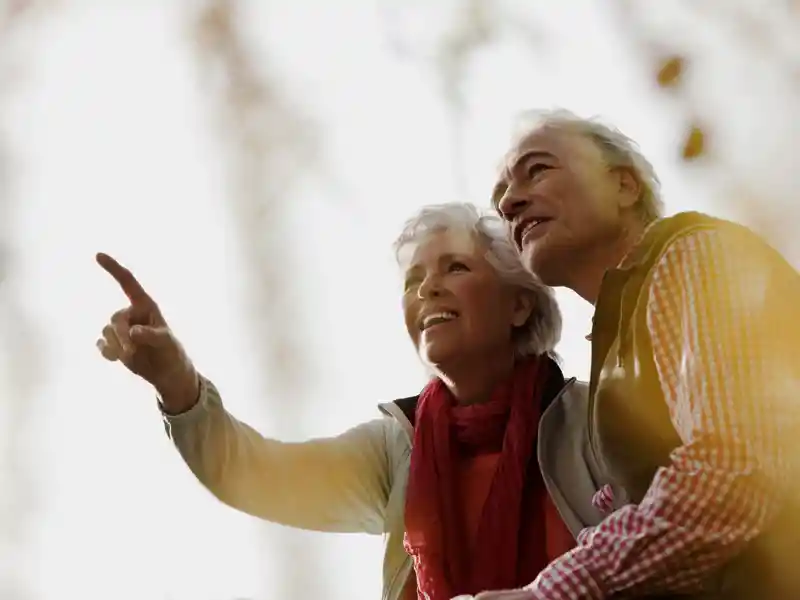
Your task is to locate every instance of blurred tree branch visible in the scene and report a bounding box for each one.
[189,0,317,395]
[0,3,48,599]
[611,0,800,252]
[380,0,548,196]
[188,2,324,598]
[384,0,799,254]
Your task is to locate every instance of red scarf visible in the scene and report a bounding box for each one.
[403,356,550,600]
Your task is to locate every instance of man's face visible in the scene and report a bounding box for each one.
[493,128,633,286]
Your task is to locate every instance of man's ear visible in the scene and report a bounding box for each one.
[613,166,641,210]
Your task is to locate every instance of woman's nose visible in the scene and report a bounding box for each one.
[417,275,443,300]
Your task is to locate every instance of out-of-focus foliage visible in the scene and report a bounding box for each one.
[189,2,327,598]
[380,0,800,254]
[0,1,798,599]
[0,2,49,599]
[190,0,318,396]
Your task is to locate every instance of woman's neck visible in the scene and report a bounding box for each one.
[437,351,517,406]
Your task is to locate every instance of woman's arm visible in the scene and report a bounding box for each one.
[163,375,393,534]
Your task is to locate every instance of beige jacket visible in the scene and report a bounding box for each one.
[163,375,605,600]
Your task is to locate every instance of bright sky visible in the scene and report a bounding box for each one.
[1,1,797,599]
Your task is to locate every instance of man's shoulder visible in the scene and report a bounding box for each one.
[658,210,723,229]
[665,212,786,264]
[650,210,738,246]
[662,211,759,239]
[638,211,766,270]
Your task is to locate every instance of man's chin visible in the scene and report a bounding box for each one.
[521,245,561,286]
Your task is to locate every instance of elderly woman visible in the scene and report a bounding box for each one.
[95,203,598,600]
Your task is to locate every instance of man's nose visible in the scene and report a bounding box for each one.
[497,189,530,221]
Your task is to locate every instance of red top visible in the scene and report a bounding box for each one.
[403,452,575,599]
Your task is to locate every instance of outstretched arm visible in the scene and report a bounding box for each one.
[164,376,393,535]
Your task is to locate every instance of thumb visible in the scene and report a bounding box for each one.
[129,325,172,347]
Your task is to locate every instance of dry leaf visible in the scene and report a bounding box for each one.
[656,55,685,88]
[681,125,705,160]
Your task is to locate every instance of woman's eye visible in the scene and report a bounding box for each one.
[448,261,469,273]
[527,164,549,180]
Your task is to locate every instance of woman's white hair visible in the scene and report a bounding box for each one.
[393,202,562,358]
[513,108,665,223]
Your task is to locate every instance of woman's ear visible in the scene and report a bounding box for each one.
[511,291,534,328]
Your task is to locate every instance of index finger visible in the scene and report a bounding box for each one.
[96,252,152,304]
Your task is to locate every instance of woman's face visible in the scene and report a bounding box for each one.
[400,229,532,369]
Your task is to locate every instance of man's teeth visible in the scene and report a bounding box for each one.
[423,311,458,330]
[523,219,546,237]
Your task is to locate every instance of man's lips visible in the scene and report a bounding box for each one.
[514,217,552,249]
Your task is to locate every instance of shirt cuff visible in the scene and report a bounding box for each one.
[158,374,210,425]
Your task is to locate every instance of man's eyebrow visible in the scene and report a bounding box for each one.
[509,150,556,171]
[491,151,556,209]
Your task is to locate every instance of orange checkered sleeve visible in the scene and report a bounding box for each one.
[473,227,792,600]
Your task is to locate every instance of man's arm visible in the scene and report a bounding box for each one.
[470,227,792,600]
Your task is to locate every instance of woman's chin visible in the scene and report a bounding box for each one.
[419,338,459,370]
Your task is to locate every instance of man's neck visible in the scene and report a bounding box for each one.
[570,221,646,305]
[437,350,516,406]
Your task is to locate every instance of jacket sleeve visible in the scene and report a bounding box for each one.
[161,375,393,534]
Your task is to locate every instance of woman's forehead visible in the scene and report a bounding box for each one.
[398,229,480,269]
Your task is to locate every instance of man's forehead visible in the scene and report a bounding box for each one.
[504,129,564,166]
[498,128,596,179]
[492,131,557,198]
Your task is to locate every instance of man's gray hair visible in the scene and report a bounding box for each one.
[393,202,562,358]
[513,108,665,223]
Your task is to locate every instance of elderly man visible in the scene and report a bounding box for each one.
[464,110,800,600]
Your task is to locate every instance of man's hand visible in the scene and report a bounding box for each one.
[453,590,537,600]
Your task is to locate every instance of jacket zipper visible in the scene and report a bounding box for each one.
[384,559,411,600]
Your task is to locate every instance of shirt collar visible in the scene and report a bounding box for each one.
[586,219,661,341]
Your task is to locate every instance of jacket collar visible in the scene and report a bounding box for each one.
[378,356,573,439]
